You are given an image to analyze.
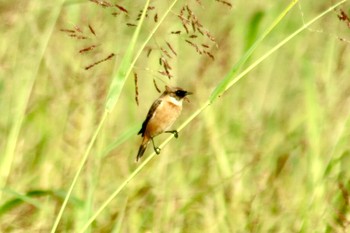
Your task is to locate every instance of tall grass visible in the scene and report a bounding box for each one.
[1,0,350,232]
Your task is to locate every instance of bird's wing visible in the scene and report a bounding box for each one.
[138,99,162,136]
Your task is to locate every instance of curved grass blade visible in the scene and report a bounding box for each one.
[0,189,84,217]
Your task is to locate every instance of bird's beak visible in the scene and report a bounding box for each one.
[184,91,192,102]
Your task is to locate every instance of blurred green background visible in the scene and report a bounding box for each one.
[1,0,350,232]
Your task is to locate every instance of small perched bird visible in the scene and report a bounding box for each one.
[136,86,192,162]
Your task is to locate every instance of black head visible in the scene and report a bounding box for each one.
[165,86,192,100]
[175,89,190,98]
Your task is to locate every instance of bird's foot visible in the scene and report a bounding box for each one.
[151,138,161,154]
[173,131,178,138]
[155,147,161,154]
[166,130,178,138]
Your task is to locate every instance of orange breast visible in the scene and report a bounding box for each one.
[145,101,182,138]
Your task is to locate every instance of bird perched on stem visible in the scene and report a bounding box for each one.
[136,86,192,162]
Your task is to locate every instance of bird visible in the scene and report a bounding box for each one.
[136,85,192,162]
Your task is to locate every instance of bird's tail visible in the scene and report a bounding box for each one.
[136,136,150,162]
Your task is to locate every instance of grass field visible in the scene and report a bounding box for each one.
[1,0,350,232]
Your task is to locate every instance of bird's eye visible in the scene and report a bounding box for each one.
[175,90,185,97]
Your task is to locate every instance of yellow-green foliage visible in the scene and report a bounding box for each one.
[1,0,350,232]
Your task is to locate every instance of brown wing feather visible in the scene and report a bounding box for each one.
[138,99,162,136]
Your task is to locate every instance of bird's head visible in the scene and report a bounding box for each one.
[165,86,192,101]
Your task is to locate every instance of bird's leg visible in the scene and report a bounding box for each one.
[165,130,178,138]
[151,137,161,154]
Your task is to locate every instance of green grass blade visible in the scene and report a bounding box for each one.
[105,0,151,111]
[244,11,265,52]
[0,189,43,212]
[0,189,84,217]
[209,0,299,102]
